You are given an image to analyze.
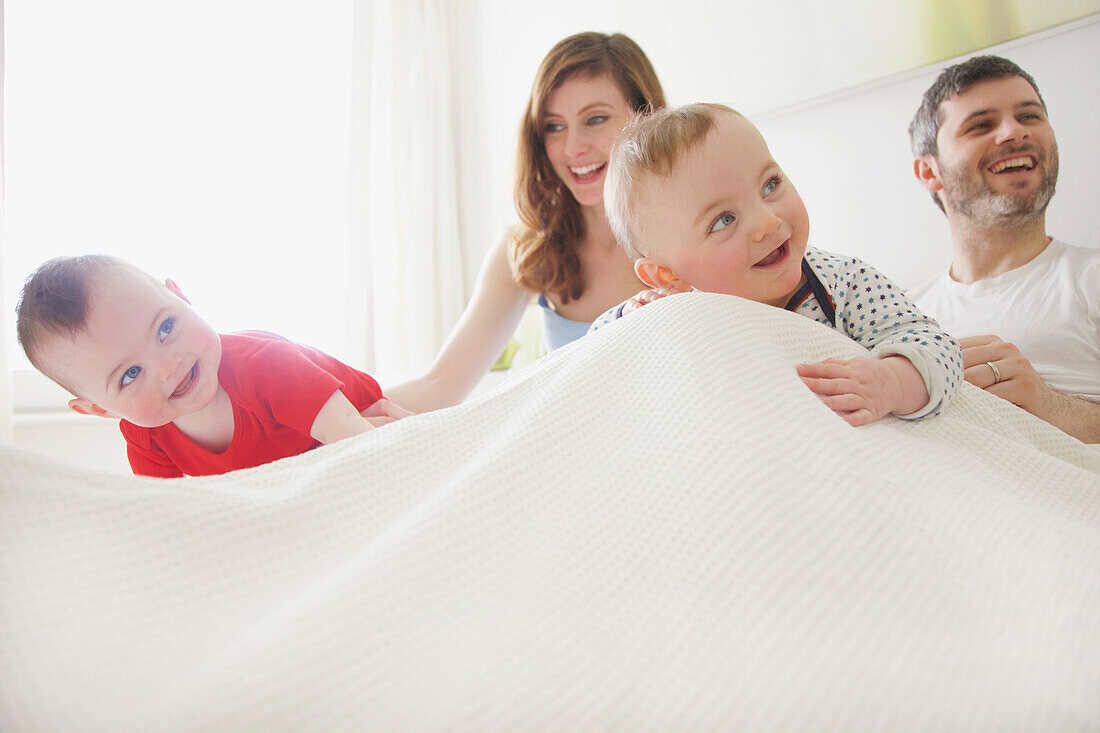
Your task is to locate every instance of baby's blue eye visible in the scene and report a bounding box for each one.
[158,318,174,342]
[121,365,142,387]
[763,177,781,196]
[709,212,735,233]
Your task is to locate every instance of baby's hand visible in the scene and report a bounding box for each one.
[361,398,416,427]
[796,356,927,427]
[620,286,685,317]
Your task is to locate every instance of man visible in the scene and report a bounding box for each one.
[908,55,1099,443]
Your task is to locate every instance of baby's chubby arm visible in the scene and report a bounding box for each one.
[796,355,928,427]
[310,391,414,444]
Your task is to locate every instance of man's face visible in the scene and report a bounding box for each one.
[929,76,1058,226]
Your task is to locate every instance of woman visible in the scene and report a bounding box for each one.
[389,32,665,412]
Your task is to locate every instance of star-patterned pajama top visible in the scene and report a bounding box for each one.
[589,247,963,419]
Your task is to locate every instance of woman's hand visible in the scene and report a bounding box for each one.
[620,286,686,317]
[360,398,416,427]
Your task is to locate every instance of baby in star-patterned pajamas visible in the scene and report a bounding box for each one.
[589,102,962,425]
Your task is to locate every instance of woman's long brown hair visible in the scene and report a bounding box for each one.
[509,32,665,303]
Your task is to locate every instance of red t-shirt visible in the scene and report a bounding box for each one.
[120,331,384,477]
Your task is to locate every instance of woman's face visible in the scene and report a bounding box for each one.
[541,72,633,209]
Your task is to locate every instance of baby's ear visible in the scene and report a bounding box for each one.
[634,257,688,290]
[913,156,943,193]
[69,398,119,419]
[165,278,191,304]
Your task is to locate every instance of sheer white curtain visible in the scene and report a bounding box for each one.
[0,243,11,445]
[0,0,13,444]
[3,1,467,430]
[351,0,466,380]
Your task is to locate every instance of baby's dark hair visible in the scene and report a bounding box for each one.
[15,254,126,384]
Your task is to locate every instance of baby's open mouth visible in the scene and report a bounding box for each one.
[754,241,789,268]
[171,364,197,399]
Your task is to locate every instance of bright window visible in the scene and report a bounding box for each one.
[4,0,357,409]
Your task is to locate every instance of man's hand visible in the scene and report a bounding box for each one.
[797,356,928,427]
[620,285,689,317]
[959,335,1053,411]
[959,335,1100,443]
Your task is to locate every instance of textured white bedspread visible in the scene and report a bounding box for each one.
[3,293,1099,731]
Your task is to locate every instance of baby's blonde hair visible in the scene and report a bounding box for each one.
[604,102,742,258]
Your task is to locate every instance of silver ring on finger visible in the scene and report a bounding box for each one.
[985,361,1001,385]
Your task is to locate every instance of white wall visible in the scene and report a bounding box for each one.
[14,414,131,474]
[618,1,1100,117]
[753,16,1100,289]
[0,0,12,444]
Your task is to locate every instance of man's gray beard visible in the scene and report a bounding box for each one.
[942,147,1059,228]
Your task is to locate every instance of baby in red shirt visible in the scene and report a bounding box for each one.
[16,254,412,477]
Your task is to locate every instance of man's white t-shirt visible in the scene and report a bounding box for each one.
[909,239,1100,402]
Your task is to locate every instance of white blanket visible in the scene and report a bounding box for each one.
[3,293,1099,731]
